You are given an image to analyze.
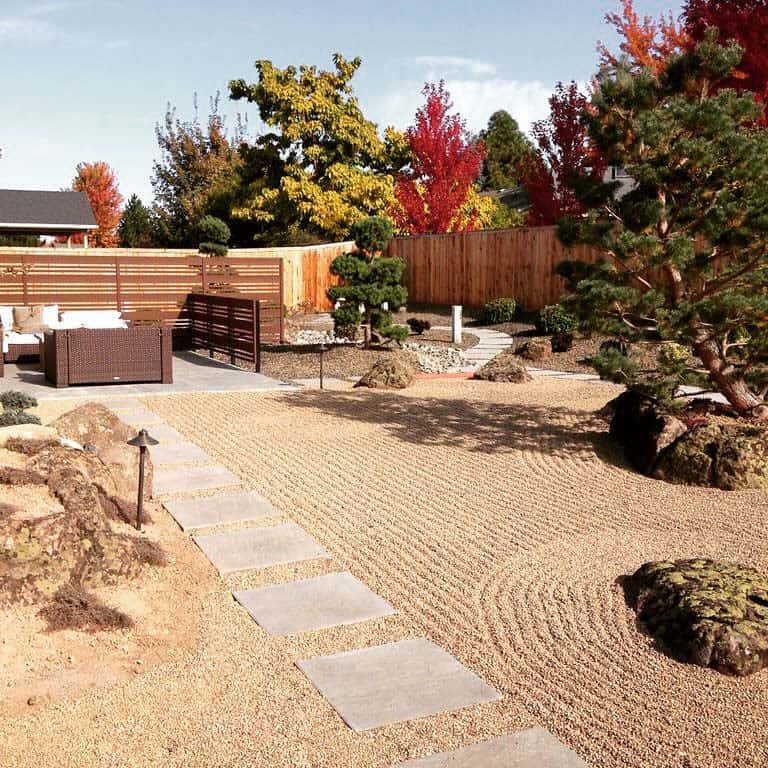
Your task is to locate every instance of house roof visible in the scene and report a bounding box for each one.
[0,189,97,233]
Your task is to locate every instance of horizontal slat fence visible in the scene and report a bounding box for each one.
[188,293,261,371]
[0,248,283,343]
[387,227,601,310]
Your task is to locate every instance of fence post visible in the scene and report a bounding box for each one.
[253,299,261,373]
[278,259,285,343]
[228,299,235,365]
[201,258,207,295]
[114,256,122,312]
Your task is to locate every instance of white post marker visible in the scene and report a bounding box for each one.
[451,305,463,344]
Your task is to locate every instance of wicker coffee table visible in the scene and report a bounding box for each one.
[44,327,173,387]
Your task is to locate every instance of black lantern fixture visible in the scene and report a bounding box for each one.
[319,342,328,389]
[127,429,159,531]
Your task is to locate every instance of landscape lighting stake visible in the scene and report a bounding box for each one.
[319,343,328,389]
[127,429,159,531]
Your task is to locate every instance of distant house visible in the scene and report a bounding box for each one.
[605,166,636,198]
[0,189,97,247]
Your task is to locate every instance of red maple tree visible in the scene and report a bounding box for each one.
[599,0,689,74]
[683,0,768,123]
[519,82,605,226]
[392,82,486,234]
[66,162,124,247]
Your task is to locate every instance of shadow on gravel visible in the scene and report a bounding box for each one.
[277,389,627,465]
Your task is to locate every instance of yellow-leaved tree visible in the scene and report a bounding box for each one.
[229,54,406,243]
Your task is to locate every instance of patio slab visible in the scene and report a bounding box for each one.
[193,523,328,575]
[394,729,587,767]
[164,490,280,531]
[233,572,395,636]
[296,638,501,731]
[150,441,211,466]
[144,423,186,443]
[152,464,241,497]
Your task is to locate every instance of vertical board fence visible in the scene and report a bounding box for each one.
[188,293,261,371]
[0,249,284,343]
[387,226,600,310]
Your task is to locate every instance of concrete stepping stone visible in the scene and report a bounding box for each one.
[143,423,186,444]
[114,409,165,426]
[233,572,395,636]
[164,490,280,531]
[394,729,587,767]
[194,522,327,575]
[151,441,211,466]
[153,464,240,497]
[296,637,501,732]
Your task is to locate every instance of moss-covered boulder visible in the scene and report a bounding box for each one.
[475,352,532,383]
[627,559,768,676]
[355,357,415,390]
[653,422,768,491]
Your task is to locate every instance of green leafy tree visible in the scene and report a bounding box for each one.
[478,110,534,191]
[327,217,408,345]
[229,54,404,243]
[558,34,768,416]
[152,94,244,246]
[118,195,154,247]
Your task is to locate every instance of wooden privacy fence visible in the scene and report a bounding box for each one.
[188,293,261,371]
[387,226,600,310]
[0,248,284,343]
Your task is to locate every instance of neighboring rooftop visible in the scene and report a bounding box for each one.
[0,189,97,236]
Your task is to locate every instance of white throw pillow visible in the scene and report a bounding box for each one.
[42,304,59,328]
[0,305,13,330]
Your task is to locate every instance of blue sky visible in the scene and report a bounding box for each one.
[0,0,681,202]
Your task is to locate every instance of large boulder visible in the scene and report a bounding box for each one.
[475,353,532,383]
[355,358,416,390]
[654,421,768,491]
[0,424,58,449]
[626,559,768,677]
[609,390,688,475]
[516,340,550,362]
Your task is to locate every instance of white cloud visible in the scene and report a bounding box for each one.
[0,1,97,43]
[411,56,497,78]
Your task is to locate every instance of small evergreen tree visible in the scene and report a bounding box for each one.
[327,217,408,346]
[558,34,768,417]
[479,110,534,191]
[118,195,154,247]
[197,215,230,256]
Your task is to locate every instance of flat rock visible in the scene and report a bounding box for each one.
[152,465,240,497]
[395,729,588,767]
[296,638,501,731]
[194,523,327,575]
[164,490,280,531]
[150,442,211,466]
[233,572,395,636]
[142,423,185,444]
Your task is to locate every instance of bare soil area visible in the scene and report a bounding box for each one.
[2,378,765,768]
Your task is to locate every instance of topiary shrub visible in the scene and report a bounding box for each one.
[481,298,517,325]
[536,304,578,335]
[0,410,41,427]
[197,215,230,256]
[407,318,431,335]
[348,216,393,255]
[331,303,361,341]
[0,391,38,411]
[551,331,574,353]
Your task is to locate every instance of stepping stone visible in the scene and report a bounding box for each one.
[151,441,211,466]
[143,423,186,443]
[164,490,280,531]
[296,638,501,732]
[194,523,327,575]
[233,572,395,636]
[394,729,587,767]
[114,409,164,426]
[152,465,240,497]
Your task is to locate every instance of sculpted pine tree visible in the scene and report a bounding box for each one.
[558,34,768,418]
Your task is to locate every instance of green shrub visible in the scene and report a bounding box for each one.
[481,298,517,325]
[536,304,578,335]
[331,303,362,341]
[380,323,409,344]
[0,410,41,427]
[0,390,38,411]
[407,318,431,335]
[349,216,393,255]
[199,242,229,256]
[197,216,230,256]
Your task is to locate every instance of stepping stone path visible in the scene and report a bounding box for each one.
[433,326,515,371]
[394,729,588,767]
[296,638,501,731]
[234,572,396,636]
[163,490,279,532]
[194,523,328,575]
[101,397,587,765]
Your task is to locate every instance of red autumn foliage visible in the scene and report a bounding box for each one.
[63,162,123,247]
[683,0,768,124]
[393,82,486,234]
[599,0,689,74]
[519,82,606,226]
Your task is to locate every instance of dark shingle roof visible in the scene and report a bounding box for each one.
[0,189,97,231]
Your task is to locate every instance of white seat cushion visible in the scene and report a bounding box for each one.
[58,310,127,329]
[3,331,42,354]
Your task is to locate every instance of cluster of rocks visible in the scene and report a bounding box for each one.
[402,342,466,374]
[626,559,768,677]
[293,329,352,346]
[607,390,768,490]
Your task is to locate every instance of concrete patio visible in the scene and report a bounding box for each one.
[0,351,294,399]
